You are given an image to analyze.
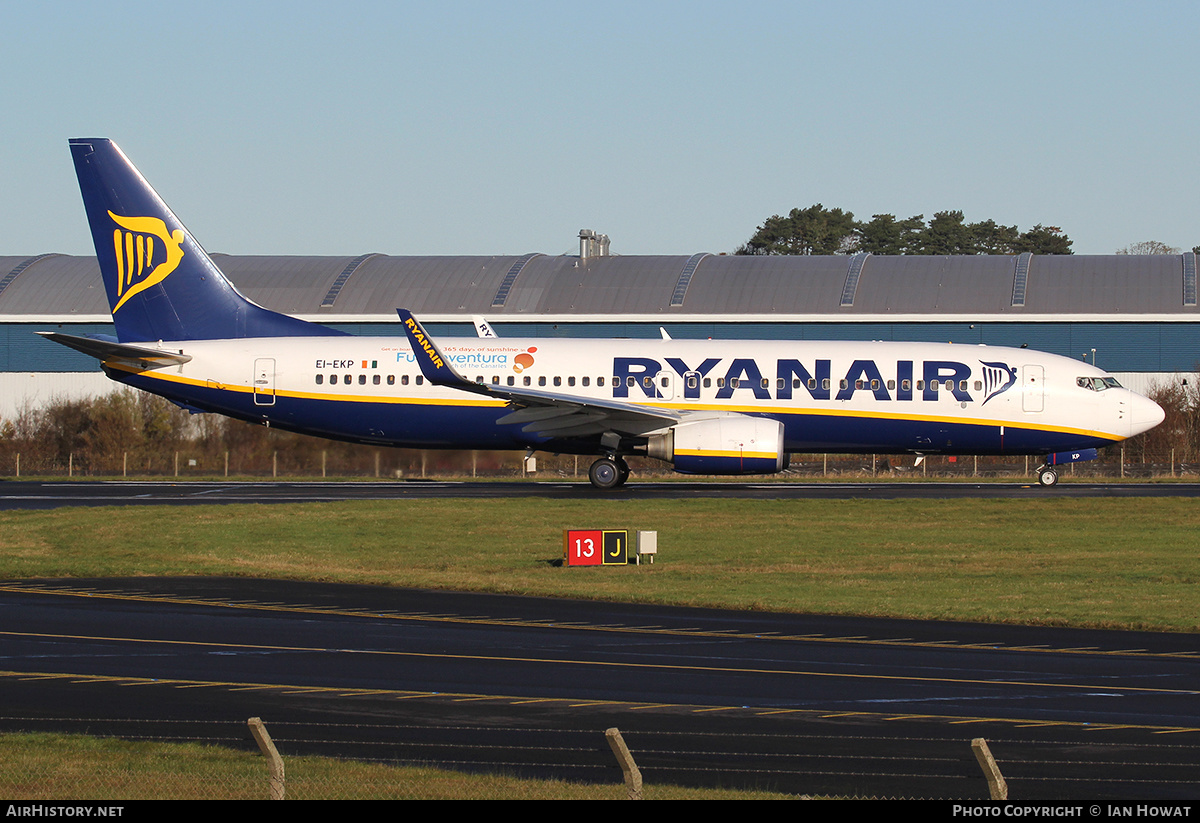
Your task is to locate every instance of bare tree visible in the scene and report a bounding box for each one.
[1116,241,1181,255]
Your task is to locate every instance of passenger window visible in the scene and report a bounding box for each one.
[554,376,562,387]
[315,374,323,385]
[886,379,895,390]
[568,376,575,387]
[401,375,409,385]
[582,377,590,387]
[492,375,500,385]
[507,376,515,386]
[358,374,366,385]
[524,376,531,386]
[539,376,547,386]
[373,374,380,385]
[416,376,424,385]
[330,374,338,385]
[387,375,395,385]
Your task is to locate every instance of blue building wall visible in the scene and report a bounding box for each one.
[5,320,1198,374]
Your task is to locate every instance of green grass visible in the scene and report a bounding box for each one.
[1,497,1197,630]
[0,732,798,800]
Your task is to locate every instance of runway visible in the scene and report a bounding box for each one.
[0,578,1197,799]
[3,478,1200,509]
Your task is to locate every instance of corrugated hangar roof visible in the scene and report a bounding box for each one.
[2,251,1197,321]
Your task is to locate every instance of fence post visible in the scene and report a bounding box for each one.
[971,738,1007,800]
[247,717,285,800]
[605,727,642,800]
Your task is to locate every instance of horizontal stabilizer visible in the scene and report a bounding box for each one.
[37,331,192,370]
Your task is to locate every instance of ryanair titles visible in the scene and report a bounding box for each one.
[401,317,444,370]
[613,356,1018,404]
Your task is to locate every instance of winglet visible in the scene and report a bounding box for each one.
[397,309,473,388]
[471,315,498,338]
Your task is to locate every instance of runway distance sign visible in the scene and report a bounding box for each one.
[563,529,629,566]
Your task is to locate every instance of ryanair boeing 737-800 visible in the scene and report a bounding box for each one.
[41,139,1165,488]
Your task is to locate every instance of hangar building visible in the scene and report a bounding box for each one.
[1,241,1196,418]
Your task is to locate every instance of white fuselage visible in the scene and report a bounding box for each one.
[110,335,1163,456]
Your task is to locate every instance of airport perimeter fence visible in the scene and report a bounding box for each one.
[0,447,1193,482]
[0,715,1195,800]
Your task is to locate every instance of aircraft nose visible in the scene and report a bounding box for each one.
[1129,392,1165,437]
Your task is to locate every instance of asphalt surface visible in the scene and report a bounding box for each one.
[1,577,1197,799]
[4,478,1200,508]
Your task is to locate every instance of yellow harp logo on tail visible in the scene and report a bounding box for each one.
[108,210,186,312]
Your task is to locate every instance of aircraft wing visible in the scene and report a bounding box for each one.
[397,309,679,437]
[37,331,192,370]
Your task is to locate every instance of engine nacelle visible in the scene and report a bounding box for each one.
[646,417,787,475]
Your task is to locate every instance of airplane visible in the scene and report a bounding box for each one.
[42,138,1165,489]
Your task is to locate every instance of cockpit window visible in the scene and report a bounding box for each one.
[1077,376,1123,391]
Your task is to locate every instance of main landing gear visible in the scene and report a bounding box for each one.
[588,456,630,490]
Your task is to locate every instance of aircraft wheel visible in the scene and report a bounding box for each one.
[615,456,630,486]
[1037,467,1059,487]
[589,458,623,490]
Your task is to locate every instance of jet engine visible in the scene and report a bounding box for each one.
[645,416,787,475]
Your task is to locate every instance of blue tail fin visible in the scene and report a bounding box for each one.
[69,138,343,342]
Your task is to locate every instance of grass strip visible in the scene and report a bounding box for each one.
[1,497,1196,630]
[0,732,798,800]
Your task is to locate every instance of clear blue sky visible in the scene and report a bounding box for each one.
[4,1,1198,258]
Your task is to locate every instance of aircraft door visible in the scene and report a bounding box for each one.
[253,358,276,406]
[1021,364,1044,413]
